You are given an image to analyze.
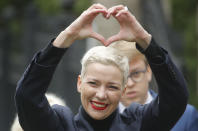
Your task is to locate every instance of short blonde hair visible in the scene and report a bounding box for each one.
[11,93,66,131]
[80,46,129,88]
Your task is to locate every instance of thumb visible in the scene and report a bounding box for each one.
[106,34,121,46]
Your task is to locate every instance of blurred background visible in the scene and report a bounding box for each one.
[0,0,197,130]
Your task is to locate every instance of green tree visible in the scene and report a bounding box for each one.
[171,0,198,108]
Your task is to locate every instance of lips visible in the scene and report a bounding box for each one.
[126,91,137,98]
[91,101,108,110]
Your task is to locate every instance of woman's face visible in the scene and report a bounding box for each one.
[77,63,124,120]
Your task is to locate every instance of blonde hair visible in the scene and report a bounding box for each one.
[11,93,66,131]
[110,41,148,65]
[80,46,129,88]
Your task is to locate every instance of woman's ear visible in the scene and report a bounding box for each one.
[77,75,82,93]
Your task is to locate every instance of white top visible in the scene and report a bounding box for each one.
[119,91,153,113]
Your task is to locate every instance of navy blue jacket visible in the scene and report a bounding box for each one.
[150,90,198,131]
[172,104,198,131]
[15,38,188,131]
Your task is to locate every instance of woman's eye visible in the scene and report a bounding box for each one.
[88,81,97,86]
[108,86,118,90]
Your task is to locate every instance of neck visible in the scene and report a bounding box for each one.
[81,106,117,130]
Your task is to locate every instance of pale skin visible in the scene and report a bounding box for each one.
[77,63,124,120]
[52,4,153,120]
[53,4,108,48]
[121,57,152,106]
[52,4,152,49]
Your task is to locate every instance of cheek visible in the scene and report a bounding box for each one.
[108,92,122,103]
[138,82,149,94]
[133,82,144,91]
[81,87,93,108]
[81,86,96,99]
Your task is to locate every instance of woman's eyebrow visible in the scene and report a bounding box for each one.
[108,82,121,87]
[86,78,99,82]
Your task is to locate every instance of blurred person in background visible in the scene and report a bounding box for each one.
[11,93,66,131]
[112,41,198,131]
[15,3,188,131]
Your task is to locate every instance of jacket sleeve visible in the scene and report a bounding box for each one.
[187,105,198,131]
[171,104,198,131]
[136,38,189,130]
[15,39,67,131]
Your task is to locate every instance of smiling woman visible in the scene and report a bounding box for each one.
[77,47,129,120]
[15,3,188,131]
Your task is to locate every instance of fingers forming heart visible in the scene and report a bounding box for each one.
[78,4,148,47]
[91,5,132,46]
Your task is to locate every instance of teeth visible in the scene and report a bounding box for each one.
[92,102,105,107]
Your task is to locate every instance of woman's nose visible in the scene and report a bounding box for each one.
[95,87,107,100]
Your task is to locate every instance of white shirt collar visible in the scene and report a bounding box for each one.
[145,91,153,104]
[119,91,153,113]
[118,102,126,113]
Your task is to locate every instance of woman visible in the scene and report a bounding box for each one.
[15,4,188,131]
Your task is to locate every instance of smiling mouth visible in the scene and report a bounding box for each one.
[91,101,108,110]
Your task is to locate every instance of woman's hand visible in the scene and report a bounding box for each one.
[106,5,152,49]
[53,4,108,48]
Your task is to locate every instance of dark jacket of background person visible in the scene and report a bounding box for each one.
[15,38,188,131]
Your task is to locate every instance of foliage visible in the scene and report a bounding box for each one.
[0,0,62,15]
[171,0,198,107]
[73,0,91,15]
[33,0,62,15]
[0,0,11,11]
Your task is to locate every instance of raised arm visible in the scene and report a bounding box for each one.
[15,4,107,131]
[107,5,188,130]
[106,5,151,49]
[53,3,108,48]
